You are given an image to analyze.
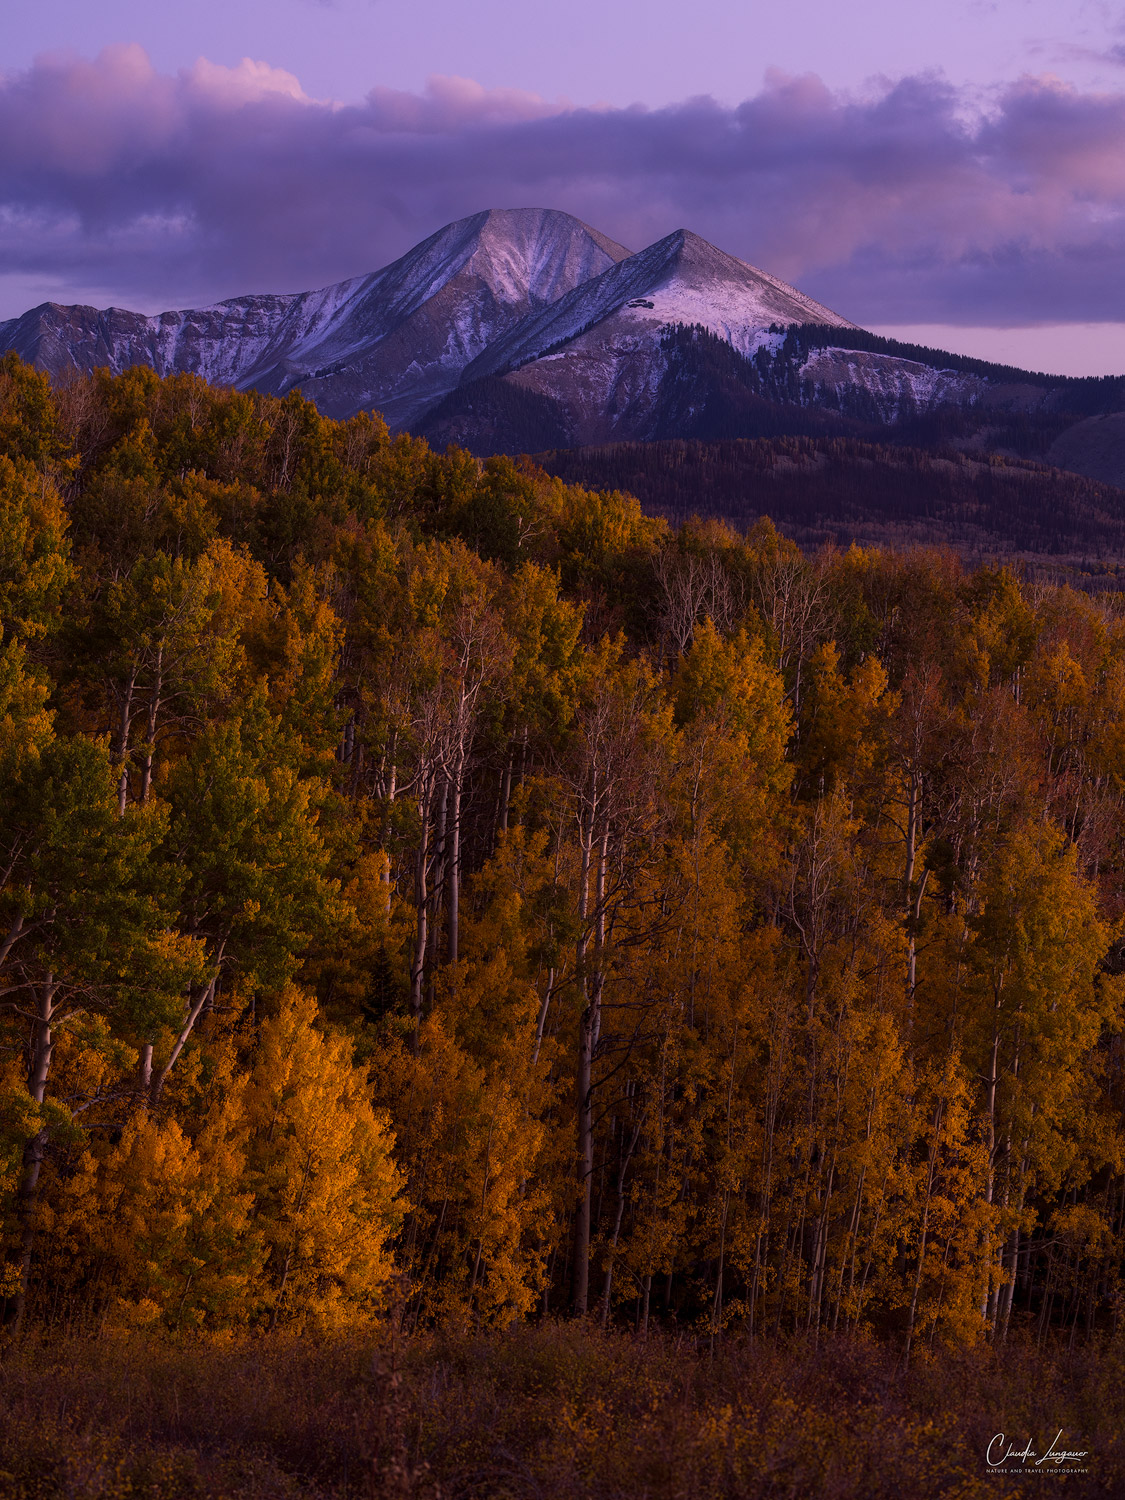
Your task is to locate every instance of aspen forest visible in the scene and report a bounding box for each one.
[1,349,1124,1496]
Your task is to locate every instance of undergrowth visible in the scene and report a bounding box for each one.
[0,1325,1120,1498]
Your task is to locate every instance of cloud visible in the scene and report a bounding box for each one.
[1,47,1125,325]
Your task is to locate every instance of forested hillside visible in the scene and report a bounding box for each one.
[2,348,1125,1364]
[541,434,1125,582]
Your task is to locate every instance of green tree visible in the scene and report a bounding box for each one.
[0,731,204,1325]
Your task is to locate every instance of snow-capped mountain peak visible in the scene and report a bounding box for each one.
[463,227,855,386]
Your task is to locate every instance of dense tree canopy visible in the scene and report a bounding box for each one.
[0,350,1123,1350]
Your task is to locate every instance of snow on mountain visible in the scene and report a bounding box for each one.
[238,208,633,424]
[798,348,988,423]
[0,293,309,391]
[0,209,632,426]
[463,229,855,386]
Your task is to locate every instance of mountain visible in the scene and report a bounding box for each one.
[0,209,631,427]
[2,208,1123,481]
[414,230,858,449]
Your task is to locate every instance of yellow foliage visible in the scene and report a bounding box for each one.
[42,989,403,1332]
[56,1102,256,1331]
[243,987,404,1329]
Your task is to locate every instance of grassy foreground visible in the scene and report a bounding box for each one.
[0,1327,1120,1499]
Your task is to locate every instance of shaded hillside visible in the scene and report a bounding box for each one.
[1048,412,1125,487]
[691,324,1125,450]
[417,325,885,454]
[786,324,1125,477]
[421,322,1125,464]
[537,434,1125,580]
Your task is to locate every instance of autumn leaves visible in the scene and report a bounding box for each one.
[0,351,1122,1346]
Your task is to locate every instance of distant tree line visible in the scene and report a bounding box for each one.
[541,434,1125,579]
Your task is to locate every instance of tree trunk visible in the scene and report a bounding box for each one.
[116,668,138,815]
[426,778,447,979]
[999,1227,1019,1342]
[498,748,513,836]
[599,1109,642,1328]
[573,1003,596,1317]
[532,968,555,1067]
[904,1097,944,1365]
[11,978,58,1332]
[410,783,432,1051]
[712,1189,730,1349]
[152,971,219,1104]
[981,1011,1001,1320]
[139,645,163,805]
[571,808,596,1317]
[448,754,462,968]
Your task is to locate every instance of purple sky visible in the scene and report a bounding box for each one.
[3,2,1125,374]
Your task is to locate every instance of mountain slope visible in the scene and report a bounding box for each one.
[418,318,996,455]
[420,313,1125,463]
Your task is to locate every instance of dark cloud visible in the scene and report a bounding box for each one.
[2,45,1125,324]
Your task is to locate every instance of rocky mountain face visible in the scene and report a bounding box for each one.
[2,208,1123,479]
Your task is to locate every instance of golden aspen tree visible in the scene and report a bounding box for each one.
[376,1007,552,1327]
[0,352,72,474]
[797,640,894,797]
[52,1094,257,1332]
[560,648,674,1317]
[0,634,53,772]
[496,561,586,830]
[963,822,1119,1334]
[0,454,71,644]
[66,539,261,811]
[241,987,404,1329]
